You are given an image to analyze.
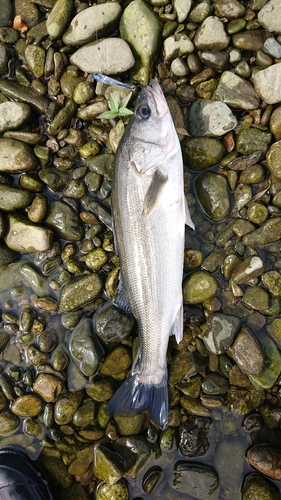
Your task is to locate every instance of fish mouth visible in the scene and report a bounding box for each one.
[146,79,168,118]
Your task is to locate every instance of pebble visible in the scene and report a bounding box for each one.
[163,34,194,61]
[187,100,237,137]
[229,326,264,376]
[183,271,218,304]
[59,273,103,312]
[195,171,231,221]
[0,410,20,435]
[258,0,281,34]
[242,473,281,500]
[203,313,240,355]
[231,256,265,284]
[5,214,53,253]
[214,0,245,19]
[0,138,37,173]
[70,318,104,377]
[270,107,281,140]
[263,38,281,59]
[182,137,225,170]
[63,3,122,46]
[232,29,267,51]
[0,185,33,212]
[236,128,272,156]
[213,71,260,110]
[93,444,124,485]
[10,394,43,417]
[120,0,162,85]
[172,0,191,22]
[70,39,135,75]
[252,63,281,105]
[0,102,30,133]
[33,373,64,403]
[46,0,74,39]
[172,461,219,498]
[249,332,281,390]
[93,302,134,348]
[194,16,229,51]
[0,80,49,115]
[96,480,129,500]
[242,217,281,246]
[247,445,281,480]
[215,437,246,498]
[45,201,84,241]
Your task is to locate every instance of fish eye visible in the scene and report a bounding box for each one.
[136,104,151,120]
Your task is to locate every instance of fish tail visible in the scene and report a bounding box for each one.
[106,370,168,429]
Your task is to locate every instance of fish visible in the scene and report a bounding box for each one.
[107,80,194,429]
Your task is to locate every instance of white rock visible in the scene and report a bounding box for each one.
[258,0,281,35]
[0,102,31,133]
[194,16,230,51]
[171,57,189,77]
[70,38,135,74]
[163,34,194,61]
[63,3,122,46]
[187,100,237,137]
[252,63,281,105]
[172,0,192,22]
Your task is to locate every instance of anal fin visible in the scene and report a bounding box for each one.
[142,169,168,217]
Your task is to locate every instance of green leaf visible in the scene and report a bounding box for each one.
[109,94,119,113]
[118,107,134,117]
[97,110,119,119]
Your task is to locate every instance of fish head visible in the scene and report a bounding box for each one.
[123,80,180,174]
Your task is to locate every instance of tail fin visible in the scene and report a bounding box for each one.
[106,371,168,429]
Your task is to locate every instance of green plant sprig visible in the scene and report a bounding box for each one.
[97,92,134,119]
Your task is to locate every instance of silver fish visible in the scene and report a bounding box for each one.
[107,80,194,429]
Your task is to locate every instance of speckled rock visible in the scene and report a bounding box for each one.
[182,137,225,170]
[258,0,281,35]
[249,332,281,390]
[242,472,281,500]
[59,273,103,312]
[247,445,281,480]
[5,214,53,253]
[183,271,218,304]
[203,313,240,354]
[33,373,64,403]
[93,302,134,348]
[46,0,74,39]
[229,326,264,376]
[10,394,43,417]
[195,171,231,221]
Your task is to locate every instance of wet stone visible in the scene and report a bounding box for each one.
[114,414,146,436]
[0,138,37,173]
[266,141,281,179]
[183,271,218,304]
[59,273,103,312]
[0,245,18,269]
[172,461,219,498]
[186,100,237,137]
[242,287,270,313]
[242,217,281,246]
[267,318,281,348]
[229,326,264,376]
[54,390,84,425]
[20,263,49,297]
[270,107,281,141]
[247,445,281,480]
[96,480,129,500]
[168,351,196,385]
[178,418,211,457]
[231,255,265,284]
[72,400,95,428]
[202,374,229,395]
[33,373,64,403]
[242,472,281,500]
[203,313,240,355]
[45,201,84,241]
[0,102,30,133]
[180,396,210,417]
[213,71,259,110]
[195,171,231,221]
[249,332,281,390]
[94,302,134,348]
[86,379,114,402]
[93,444,124,485]
[0,410,20,435]
[214,437,245,498]
[182,137,225,171]
[10,394,43,417]
[70,318,104,377]
[232,29,267,51]
[5,214,53,253]
[100,346,131,376]
[40,456,72,489]
[236,128,271,156]
[46,0,74,39]
[262,270,281,297]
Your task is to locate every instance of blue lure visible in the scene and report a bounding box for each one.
[91,73,135,90]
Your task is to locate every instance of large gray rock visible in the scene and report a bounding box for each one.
[0,102,31,133]
[70,38,135,74]
[252,63,281,104]
[63,3,122,46]
[187,100,237,137]
[258,0,281,34]
[213,71,259,110]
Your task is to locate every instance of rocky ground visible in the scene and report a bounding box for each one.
[0,0,281,499]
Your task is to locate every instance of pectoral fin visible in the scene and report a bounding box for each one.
[170,304,183,343]
[113,272,132,314]
[142,169,168,217]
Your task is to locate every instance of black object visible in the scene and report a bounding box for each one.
[0,447,55,500]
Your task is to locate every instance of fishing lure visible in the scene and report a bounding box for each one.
[91,73,135,90]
